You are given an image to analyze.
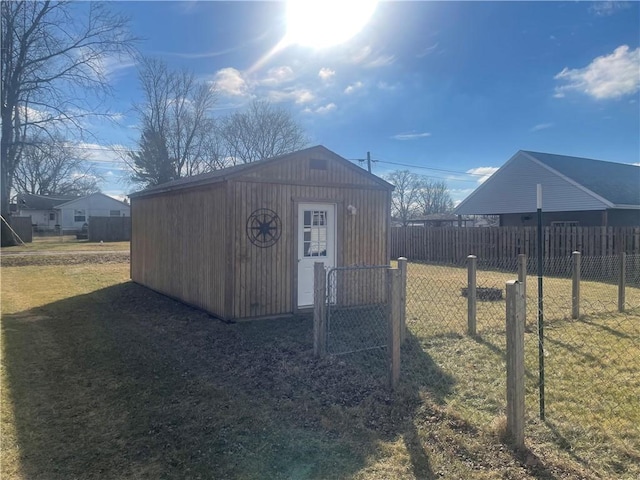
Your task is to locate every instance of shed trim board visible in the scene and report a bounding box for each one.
[131,146,393,321]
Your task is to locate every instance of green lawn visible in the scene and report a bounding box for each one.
[1,258,637,479]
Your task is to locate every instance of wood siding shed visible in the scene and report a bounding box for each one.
[130,145,394,321]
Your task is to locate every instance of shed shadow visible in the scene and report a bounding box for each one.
[1,281,447,480]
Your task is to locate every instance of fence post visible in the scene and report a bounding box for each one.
[313,262,327,357]
[506,280,525,450]
[618,252,626,313]
[572,251,581,319]
[467,255,477,336]
[387,268,401,390]
[398,257,408,343]
[517,254,527,297]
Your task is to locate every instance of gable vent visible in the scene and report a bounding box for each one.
[310,159,327,170]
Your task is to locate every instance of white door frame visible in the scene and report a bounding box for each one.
[296,202,336,308]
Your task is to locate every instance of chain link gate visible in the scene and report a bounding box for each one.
[325,265,390,356]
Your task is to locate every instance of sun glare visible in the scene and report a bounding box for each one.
[285,0,378,49]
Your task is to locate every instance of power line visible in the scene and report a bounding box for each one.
[349,157,485,183]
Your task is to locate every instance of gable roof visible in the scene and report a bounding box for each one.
[524,151,640,206]
[455,150,640,215]
[16,193,79,210]
[129,145,393,198]
[56,192,130,209]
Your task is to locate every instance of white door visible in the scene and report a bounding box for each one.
[297,203,336,307]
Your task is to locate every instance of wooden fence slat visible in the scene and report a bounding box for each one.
[389,226,640,262]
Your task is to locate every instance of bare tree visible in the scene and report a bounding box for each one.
[1,1,135,244]
[14,135,101,196]
[219,100,307,164]
[129,58,220,187]
[384,170,421,226]
[415,179,454,215]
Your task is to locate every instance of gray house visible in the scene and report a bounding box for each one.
[455,151,640,227]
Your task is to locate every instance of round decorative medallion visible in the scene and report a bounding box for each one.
[246,208,282,248]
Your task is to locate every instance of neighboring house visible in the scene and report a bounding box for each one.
[15,192,130,232]
[455,150,640,227]
[129,145,394,321]
[406,214,474,227]
[14,193,78,230]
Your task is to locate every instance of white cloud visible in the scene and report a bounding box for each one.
[214,67,249,97]
[344,81,364,94]
[377,81,400,91]
[589,1,631,16]
[318,68,335,81]
[72,142,130,168]
[554,45,640,100]
[365,54,396,68]
[466,166,499,184]
[349,45,395,68]
[304,103,337,115]
[450,188,475,205]
[267,88,314,104]
[416,42,439,58]
[97,54,137,80]
[259,66,295,86]
[530,123,554,132]
[391,132,431,141]
[351,45,372,64]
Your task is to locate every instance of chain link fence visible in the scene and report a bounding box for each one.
[320,265,391,382]
[400,253,639,476]
[313,254,639,476]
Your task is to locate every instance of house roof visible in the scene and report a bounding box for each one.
[129,145,394,198]
[56,192,130,209]
[16,193,79,210]
[524,151,640,206]
[455,150,640,215]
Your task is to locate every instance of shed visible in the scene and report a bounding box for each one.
[129,145,394,321]
[455,150,640,227]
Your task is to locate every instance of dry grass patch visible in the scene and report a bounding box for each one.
[1,237,129,253]
[1,260,596,479]
[400,261,639,479]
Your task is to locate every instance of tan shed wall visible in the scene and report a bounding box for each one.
[229,179,390,319]
[239,151,379,187]
[131,185,228,317]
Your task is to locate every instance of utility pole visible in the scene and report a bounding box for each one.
[367,151,372,173]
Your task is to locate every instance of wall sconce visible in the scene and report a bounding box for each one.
[347,204,357,216]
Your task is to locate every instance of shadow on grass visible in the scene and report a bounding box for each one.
[544,336,607,369]
[1,281,453,479]
[472,334,539,383]
[579,316,633,340]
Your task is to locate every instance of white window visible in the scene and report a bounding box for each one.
[109,210,120,216]
[74,209,86,222]
[303,210,328,257]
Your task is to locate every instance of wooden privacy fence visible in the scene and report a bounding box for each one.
[6,216,33,243]
[391,226,640,262]
[88,216,131,242]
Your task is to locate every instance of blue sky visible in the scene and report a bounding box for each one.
[83,1,640,203]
